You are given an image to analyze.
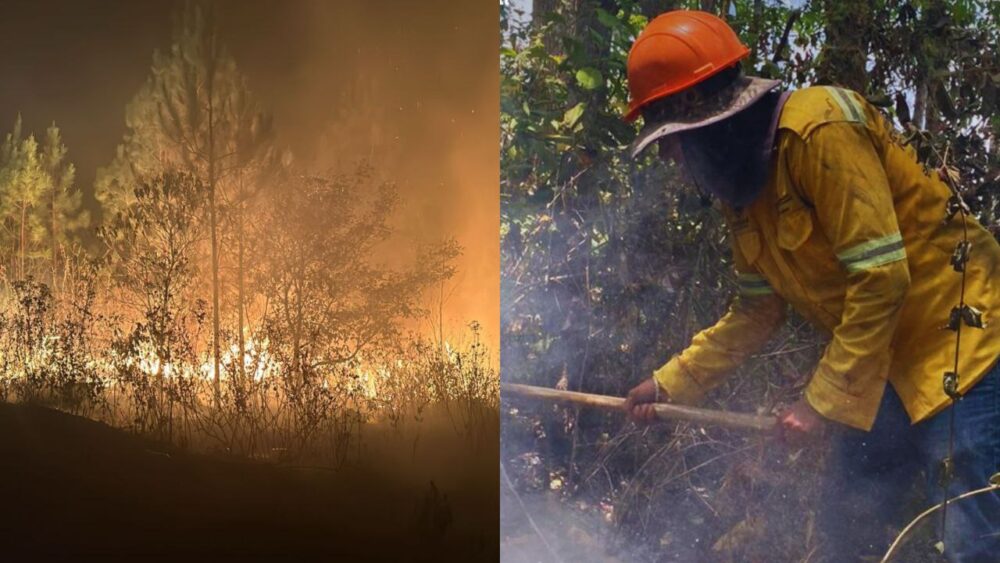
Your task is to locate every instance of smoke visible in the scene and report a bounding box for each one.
[0,0,499,351]
[217,0,501,350]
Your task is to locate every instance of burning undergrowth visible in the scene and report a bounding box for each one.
[0,272,498,467]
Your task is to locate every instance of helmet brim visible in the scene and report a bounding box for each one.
[629,76,781,159]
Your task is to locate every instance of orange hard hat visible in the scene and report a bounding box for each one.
[624,10,750,122]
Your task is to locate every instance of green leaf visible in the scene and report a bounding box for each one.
[575,68,603,91]
[527,43,547,60]
[596,8,619,29]
[561,103,585,130]
[627,14,648,31]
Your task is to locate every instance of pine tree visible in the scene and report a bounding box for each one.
[0,117,47,281]
[0,116,24,278]
[39,123,87,290]
[0,117,87,286]
[95,2,273,403]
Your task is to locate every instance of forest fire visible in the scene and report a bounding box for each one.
[96,335,280,384]
[351,365,383,400]
[0,0,498,558]
[199,336,281,383]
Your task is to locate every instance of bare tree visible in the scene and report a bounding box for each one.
[256,164,459,387]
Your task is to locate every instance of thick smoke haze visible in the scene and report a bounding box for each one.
[0,0,499,349]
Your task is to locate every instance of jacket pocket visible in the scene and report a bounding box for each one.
[777,205,814,251]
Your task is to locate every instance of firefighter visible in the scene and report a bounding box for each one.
[619,10,1000,562]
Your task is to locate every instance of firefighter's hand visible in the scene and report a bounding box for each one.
[777,398,827,445]
[623,377,667,425]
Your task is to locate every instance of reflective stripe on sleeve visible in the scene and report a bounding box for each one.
[836,232,907,273]
[824,86,865,123]
[738,273,775,296]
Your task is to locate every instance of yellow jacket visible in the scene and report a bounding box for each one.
[654,86,1000,430]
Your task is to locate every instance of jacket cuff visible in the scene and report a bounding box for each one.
[804,371,887,431]
[652,356,706,405]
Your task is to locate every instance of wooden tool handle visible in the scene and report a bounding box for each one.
[501,382,777,432]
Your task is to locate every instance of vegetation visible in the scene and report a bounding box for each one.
[0,116,87,287]
[500,0,999,561]
[0,2,498,474]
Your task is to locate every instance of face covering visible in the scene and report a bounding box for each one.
[677,90,788,208]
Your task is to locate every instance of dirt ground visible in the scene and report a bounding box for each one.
[0,402,498,561]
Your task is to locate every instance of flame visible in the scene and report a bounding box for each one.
[351,367,381,399]
[198,335,281,383]
[113,333,282,384]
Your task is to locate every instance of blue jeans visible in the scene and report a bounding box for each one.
[820,359,1000,562]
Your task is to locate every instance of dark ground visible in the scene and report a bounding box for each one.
[0,402,498,561]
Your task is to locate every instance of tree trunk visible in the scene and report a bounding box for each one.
[237,174,247,389]
[207,31,222,407]
[532,0,562,53]
[51,184,57,291]
[638,0,680,19]
[815,0,872,94]
[914,81,928,130]
[918,0,948,134]
[19,201,26,281]
[292,282,304,388]
[574,0,616,50]
[749,0,764,61]
[438,281,445,358]
[531,0,559,19]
